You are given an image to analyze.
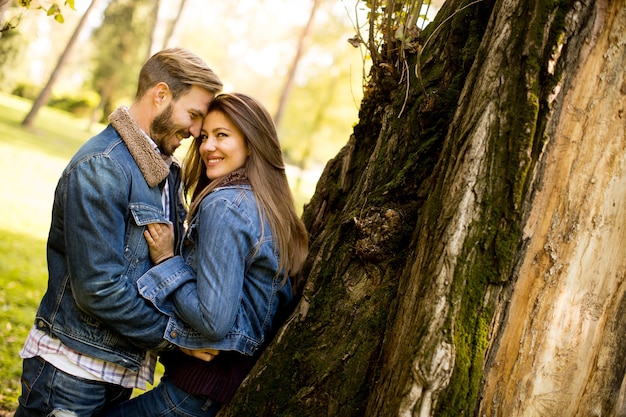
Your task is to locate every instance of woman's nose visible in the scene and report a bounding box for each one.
[200,136,216,151]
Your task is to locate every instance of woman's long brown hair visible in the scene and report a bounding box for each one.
[182,93,308,278]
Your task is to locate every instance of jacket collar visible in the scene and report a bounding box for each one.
[108,106,171,188]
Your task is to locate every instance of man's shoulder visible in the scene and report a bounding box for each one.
[66,126,130,172]
[75,125,123,155]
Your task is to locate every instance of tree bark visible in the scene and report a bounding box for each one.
[480,1,626,415]
[218,0,626,416]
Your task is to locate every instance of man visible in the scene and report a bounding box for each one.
[15,48,222,417]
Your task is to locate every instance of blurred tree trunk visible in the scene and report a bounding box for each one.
[0,0,9,32]
[219,0,626,416]
[21,0,101,128]
[161,0,186,49]
[89,0,154,126]
[146,0,161,56]
[148,0,186,57]
[273,0,321,128]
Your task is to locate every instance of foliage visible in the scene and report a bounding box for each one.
[3,0,362,173]
[0,29,23,92]
[16,0,75,24]
[351,0,434,66]
[48,90,100,116]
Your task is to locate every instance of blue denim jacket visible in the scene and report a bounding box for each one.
[137,184,293,356]
[34,108,186,371]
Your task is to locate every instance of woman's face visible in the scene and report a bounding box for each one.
[199,110,250,180]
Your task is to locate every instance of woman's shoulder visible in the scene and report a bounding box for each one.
[200,185,256,209]
[196,186,262,230]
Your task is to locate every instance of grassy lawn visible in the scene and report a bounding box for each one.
[0,92,317,413]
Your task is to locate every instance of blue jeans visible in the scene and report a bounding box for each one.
[104,377,222,417]
[15,356,132,417]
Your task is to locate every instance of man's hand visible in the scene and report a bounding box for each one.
[180,347,220,362]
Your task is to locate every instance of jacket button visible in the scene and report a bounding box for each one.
[37,320,45,328]
[170,331,177,338]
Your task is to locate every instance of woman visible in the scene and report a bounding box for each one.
[106,93,308,417]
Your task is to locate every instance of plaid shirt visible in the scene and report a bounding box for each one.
[21,327,156,389]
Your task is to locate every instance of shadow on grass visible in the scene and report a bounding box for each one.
[0,228,47,413]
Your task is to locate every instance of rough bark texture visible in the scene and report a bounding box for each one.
[218,0,626,416]
[481,1,626,415]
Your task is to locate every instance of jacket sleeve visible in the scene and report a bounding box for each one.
[63,155,170,350]
[138,192,254,341]
[175,194,254,340]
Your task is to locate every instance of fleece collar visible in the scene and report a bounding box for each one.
[108,106,171,188]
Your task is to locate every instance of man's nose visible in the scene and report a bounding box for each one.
[189,120,202,138]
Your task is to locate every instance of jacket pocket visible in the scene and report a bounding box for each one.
[130,203,168,226]
[124,203,168,265]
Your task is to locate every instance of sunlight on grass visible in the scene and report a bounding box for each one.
[0,230,47,409]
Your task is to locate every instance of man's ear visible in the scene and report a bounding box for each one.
[153,82,171,106]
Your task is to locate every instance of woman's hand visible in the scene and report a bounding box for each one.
[144,222,175,264]
[179,347,220,362]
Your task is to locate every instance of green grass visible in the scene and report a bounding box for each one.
[0,92,316,412]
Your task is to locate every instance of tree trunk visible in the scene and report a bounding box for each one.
[21,0,101,128]
[273,0,322,128]
[218,0,626,416]
[146,0,161,57]
[0,0,10,33]
[161,0,186,49]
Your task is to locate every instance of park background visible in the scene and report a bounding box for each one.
[0,0,440,413]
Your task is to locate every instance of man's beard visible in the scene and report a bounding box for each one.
[150,104,185,156]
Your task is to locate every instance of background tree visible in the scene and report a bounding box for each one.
[277,0,369,180]
[218,0,626,416]
[88,0,154,125]
[160,0,186,51]
[0,0,9,31]
[21,0,100,128]
[273,0,322,127]
[146,0,186,58]
[0,0,21,90]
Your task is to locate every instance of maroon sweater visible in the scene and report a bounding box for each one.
[160,349,257,404]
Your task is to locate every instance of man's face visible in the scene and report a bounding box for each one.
[150,86,215,156]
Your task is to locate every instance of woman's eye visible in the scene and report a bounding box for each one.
[198,134,207,141]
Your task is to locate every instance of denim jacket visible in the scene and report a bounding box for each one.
[34,107,186,371]
[137,183,293,356]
